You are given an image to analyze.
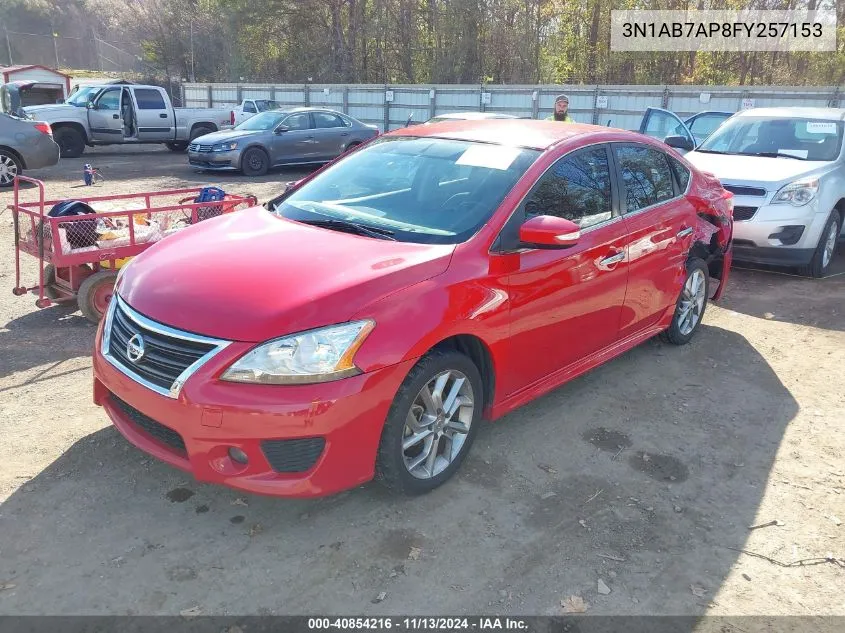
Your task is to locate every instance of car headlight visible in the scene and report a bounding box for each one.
[212,141,238,152]
[771,178,819,206]
[221,320,375,385]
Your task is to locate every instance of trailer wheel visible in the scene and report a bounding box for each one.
[43,264,77,305]
[78,271,118,323]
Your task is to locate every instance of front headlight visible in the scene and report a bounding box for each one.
[212,141,238,152]
[771,178,819,206]
[221,320,375,385]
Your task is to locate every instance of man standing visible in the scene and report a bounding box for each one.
[546,94,574,122]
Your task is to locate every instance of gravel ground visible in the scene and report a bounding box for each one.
[0,146,843,616]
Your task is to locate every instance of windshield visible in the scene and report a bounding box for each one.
[255,100,281,112]
[235,111,287,131]
[697,116,844,161]
[273,137,540,244]
[66,87,100,107]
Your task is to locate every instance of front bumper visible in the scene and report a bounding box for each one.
[93,325,415,498]
[188,149,241,170]
[731,198,827,266]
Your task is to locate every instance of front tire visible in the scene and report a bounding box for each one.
[376,350,483,495]
[0,149,22,187]
[661,258,709,346]
[54,126,86,158]
[240,147,269,177]
[800,211,840,278]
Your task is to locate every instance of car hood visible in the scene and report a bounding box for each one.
[23,104,75,116]
[192,129,261,145]
[118,208,455,342]
[685,151,833,188]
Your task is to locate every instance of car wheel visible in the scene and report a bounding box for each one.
[189,126,214,142]
[240,147,269,177]
[54,126,86,158]
[345,141,361,153]
[0,149,22,187]
[78,271,118,323]
[661,257,709,346]
[376,349,483,495]
[166,141,188,152]
[799,211,840,278]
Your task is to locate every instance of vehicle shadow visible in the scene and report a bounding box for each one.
[722,247,845,332]
[0,325,802,619]
[0,304,94,380]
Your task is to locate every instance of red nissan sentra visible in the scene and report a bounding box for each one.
[93,120,733,498]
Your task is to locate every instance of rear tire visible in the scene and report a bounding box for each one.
[78,271,118,324]
[54,126,86,158]
[166,141,188,152]
[0,149,22,187]
[189,125,215,143]
[375,350,483,495]
[240,147,269,177]
[660,258,709,346]
[799,211,840,278]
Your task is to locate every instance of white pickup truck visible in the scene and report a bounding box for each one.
[231,98,282,126]
[23,84,233,158]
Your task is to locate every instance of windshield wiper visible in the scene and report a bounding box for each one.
[298,218,396,240]
[746,151,806,160]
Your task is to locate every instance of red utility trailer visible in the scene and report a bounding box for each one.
[10,176,257,322]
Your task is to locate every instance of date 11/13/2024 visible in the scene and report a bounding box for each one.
[307,618,529,630]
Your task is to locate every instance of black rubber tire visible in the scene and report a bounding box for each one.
[375,349,484,495]
[43,264,77,305]
[344,141,361,153]
[660,257,709,346]
[189,125,215,142]
[77,271,118,324]
[0,149,23,187]
[166,141,188,152]
[240,147,269,177]
[54,126,86,158]
[799,211,841,278]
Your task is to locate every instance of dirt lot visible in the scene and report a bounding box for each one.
[0,147,843,616]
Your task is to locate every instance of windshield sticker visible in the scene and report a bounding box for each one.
[456,145,521,171]
[806,122,838,135]
[778,149,809,159]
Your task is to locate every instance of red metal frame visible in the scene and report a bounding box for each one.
[10,175,258,309]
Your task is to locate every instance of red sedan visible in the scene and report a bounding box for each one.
[93,120,733,497]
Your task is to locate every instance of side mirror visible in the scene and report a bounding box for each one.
[519,215,581,248]
[664,134,694,152]
[87,102,98,110]
[274,125,289,135]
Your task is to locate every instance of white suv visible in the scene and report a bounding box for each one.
[681,107,844,277]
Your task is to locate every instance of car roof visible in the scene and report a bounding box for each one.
[386,119,615,150]
[735,107,845,121]
[432,112,517,120]
[282,106,345,115]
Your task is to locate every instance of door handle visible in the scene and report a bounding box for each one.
[599,251,626,267]
[677,227,694,238]
[112,114,119,119]
[159,113,168,118]
[340,132,349,137]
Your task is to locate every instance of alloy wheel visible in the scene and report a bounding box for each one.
[822,220,839,269]
[402,370,475,479]
[0,154,18,186]
[678,268,706,336]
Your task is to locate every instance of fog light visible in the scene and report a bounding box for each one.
[768,225,805,246]
[228,447,249,464]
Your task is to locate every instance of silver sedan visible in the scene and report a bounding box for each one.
[188,107,380,177]
[0,85,61,187]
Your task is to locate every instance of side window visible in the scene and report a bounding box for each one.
[688,114,727,139]
[133,88,166,110]
[614,144,675,212]
[283,113,311,131]
[243,101,257,114]
[524,146,613,229]
[668,156,691,192]
[313,112,345,129]
[96,88,121,111]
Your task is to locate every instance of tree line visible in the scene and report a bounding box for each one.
[3,0,844,86]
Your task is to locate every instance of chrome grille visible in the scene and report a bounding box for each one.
[188,143,213,153]
[102,296,230,398]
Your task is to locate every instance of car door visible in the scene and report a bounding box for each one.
[310,111,352,160]
[502,144,630,393]
[269,112,317,165]
[132,87,173,142]
[684,112,731,145]
[612,143,694,339]
[87,87,124,142]
[639,107,695,152]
